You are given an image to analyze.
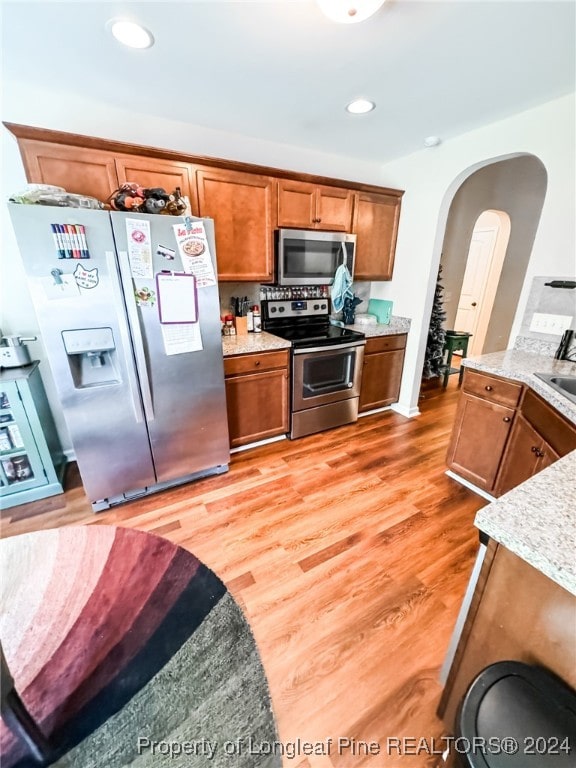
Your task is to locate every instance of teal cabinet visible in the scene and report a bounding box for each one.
[0,362,65,509]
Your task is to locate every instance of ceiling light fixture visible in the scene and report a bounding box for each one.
[109,19,154,49]
[424,136,442,148]
[317,0,387,24]
[346,99,376,114]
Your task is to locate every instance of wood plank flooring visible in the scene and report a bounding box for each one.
[1,378,485,767]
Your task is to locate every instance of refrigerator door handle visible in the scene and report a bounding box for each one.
[115,250,155,422]
[105,251,146,424]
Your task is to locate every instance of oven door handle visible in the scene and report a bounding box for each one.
[293,340,366,355]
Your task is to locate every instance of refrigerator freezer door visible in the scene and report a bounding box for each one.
[110,212,230,483]
[7,205,156,502]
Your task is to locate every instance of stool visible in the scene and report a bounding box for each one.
[443,331,472,388]
[454,661,576,767]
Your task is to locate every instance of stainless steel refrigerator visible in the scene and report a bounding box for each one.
[8,205,230,511]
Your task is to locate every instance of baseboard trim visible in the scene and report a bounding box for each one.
[390,403,420,418]
[358,405,392,418]
[445,470,496,502]
[230,434,287,454]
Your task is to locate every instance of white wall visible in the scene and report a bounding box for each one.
[371,93,575,415]
[2,88,575,446]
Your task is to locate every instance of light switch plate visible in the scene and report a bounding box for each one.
[529,312,574,335]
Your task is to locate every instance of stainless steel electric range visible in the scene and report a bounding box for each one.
[261,299,365,439]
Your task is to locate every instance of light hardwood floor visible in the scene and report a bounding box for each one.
[1,377,485,767]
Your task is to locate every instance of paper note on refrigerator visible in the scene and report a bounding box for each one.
[160,322,203,355]
[173,221,216,287]
[126,218,153,278]
[156,272,198,324]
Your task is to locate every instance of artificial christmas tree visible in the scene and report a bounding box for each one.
[422,264,447,379]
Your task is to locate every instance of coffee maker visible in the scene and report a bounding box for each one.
[0,331,37,368]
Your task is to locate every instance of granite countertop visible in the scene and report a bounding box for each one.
[475,451,576,595]
[221,315,411,357]
[463,348,576,424]
[221,331,291,356]
[344,315,411,337]
[465,347,576,594]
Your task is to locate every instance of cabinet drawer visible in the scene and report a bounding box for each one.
[462,368,523,408]
[521,388,576,457]
[224,350,289,376]
[365,334,407,354]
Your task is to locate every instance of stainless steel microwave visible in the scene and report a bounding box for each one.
[277,229,356,286]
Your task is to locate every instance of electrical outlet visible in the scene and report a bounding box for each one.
[529,313,574,335]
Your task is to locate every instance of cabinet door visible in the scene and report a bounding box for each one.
[446,393,515,492]
[316,186,354,231]
[115,156,194,203]
[18,139,118,203]
[352,191,401,280]
[196,168,274,281]
[277,180,316,228]
[225,369,289,447]
[359,344,405,412]
[494,414,560,496]
[0,382,47,497]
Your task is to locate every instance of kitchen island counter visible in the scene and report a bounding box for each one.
[475,450,576,595]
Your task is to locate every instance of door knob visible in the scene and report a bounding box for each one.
[471,302,477,307]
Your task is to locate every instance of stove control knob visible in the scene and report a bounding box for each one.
[270,306,277,313]
[279,306,285,312]
[320,303,327,310]
[313,304,320,310]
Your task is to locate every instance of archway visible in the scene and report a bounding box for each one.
[428,154,548,376]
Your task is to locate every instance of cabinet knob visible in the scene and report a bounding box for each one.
[255,361,260,366]
[485,385,493,391]
[503,417,511,422]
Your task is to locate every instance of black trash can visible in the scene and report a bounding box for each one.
[454,661,576,767]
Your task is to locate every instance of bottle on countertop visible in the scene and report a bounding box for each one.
[247,306,254,332]
[252,305,262,333]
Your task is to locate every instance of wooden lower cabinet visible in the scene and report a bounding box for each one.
[224,350,289,448]
[446,393,515,492]
[439,540,576,731]
[359,334,406,412]
[493,414,558,496]
[447,368,576,496]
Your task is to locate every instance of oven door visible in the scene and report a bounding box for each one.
[292,340,365,412]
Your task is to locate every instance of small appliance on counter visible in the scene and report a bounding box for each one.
[0,331,37,368]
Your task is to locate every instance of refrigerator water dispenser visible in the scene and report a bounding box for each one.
[62,328,120,388]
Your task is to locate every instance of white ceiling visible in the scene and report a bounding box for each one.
[2,1,575,164]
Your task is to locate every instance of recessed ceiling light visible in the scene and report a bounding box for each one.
[346,99,376,115]
[317,0,387,24]
[109,19,154,49]
[424,136,442,147]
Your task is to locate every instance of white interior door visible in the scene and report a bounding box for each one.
[454,227,497,334]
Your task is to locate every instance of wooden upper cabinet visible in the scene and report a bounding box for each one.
[196,167,275,282]
[352,191,402,280]
[17,140,119,203]
[277,180,353,231]
[114,155,194,205]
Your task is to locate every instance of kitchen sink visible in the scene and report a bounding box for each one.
[534,373,576,405]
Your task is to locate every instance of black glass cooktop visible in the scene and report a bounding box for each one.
[266,323,365,349]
